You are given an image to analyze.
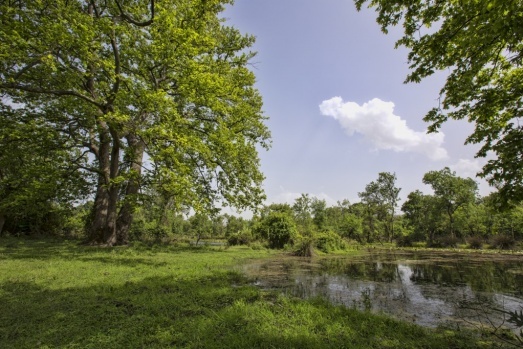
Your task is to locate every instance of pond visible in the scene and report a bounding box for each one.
[241,250,523,330]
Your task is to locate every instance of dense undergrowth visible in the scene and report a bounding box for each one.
[0,238,507,348]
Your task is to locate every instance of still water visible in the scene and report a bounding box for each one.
[242,250,523,329]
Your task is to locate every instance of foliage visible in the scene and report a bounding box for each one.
[396,234,415,247]
[227,230,253,246]
[224,215,248,237]
[292,193,313,228]
[0,105,89,235]
[310,197,328,231]
[293,235,316,257]
[254,211,298,249]
[354,0,523,204]
[423,167,478,237]
[314,231,348,253]
[358,172,401,242]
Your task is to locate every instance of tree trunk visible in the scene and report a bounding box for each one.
[89,173,110,243]
[0,213,5,236]
[102,128,121,245]
[116,134,145,245]
[88,126,121,245]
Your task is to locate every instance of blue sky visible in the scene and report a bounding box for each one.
[223,0,490,208]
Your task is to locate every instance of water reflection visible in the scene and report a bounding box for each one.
[242,251,523,329]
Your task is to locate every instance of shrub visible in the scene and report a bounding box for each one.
[293,236,315,257]
[467,236,483,250]
[254,212,297,249]
[490,235,516,250]
[315,231,347,253]
[428,236,460,248]
[249,241,266,250]
[396,235,415,247]
[227,231,253,246]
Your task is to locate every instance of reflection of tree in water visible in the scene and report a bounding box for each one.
[246,251,523,329]
[320,259,399,283]
[409,261,523,295]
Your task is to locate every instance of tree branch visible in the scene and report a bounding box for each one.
[114,0,154,27]
[0,82,104,109]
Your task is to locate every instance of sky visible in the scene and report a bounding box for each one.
[222,0,492,210]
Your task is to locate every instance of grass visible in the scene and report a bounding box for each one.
[0,237,503,348]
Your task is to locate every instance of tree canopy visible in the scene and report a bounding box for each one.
[355,0,523,204]
[0,0,270,244]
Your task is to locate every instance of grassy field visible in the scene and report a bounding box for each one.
[0,238,503,348]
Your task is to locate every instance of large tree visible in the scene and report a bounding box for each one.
[355,0,523,203]
[0,0,270,245]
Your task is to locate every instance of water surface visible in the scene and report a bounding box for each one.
[242,250,523,329]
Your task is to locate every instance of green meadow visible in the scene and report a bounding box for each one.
[0,238,503,348]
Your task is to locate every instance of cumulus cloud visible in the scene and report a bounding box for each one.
[451,159,483,179]
[319,97,448,160]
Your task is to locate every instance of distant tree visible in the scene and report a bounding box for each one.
[422,168,478,238]
[401,190,443,243]
[292,194,313,229]
[454,202,487,238]
[211,215,226,239]
[355,0,523,204]
[311,197,328,231]
[358,172,401,242]
[224,214,247,237]
[188,214,213,245]
[376,172,401,242]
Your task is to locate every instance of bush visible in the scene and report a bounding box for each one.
[293,236,315,257]
[490,235,516,250]
[428,236,460,248]
[249,241,266,250]
[254,212,297,249]
[315,231,347,253]
[227,231,253,246]
[396,235,415,247]
[467,236,484,250]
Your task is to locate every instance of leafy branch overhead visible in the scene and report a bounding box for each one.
[355,0,523,204]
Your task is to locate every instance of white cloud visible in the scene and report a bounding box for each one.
[451,159,483,179]
[319,97,448,160]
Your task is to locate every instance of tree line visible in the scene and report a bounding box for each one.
[3,167,521,251]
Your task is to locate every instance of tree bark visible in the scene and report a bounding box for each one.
[116,134,145,245]
[89,177,110,243]
[88,127,115,245]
